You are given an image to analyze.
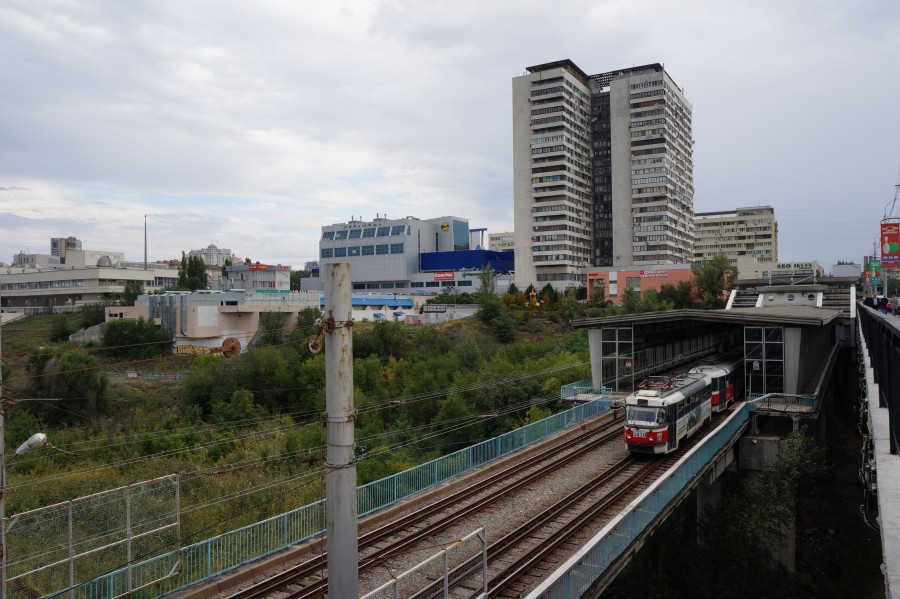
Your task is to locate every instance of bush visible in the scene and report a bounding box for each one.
[80,303,107,329]
[101,317,171,358]
[49,314,74,342]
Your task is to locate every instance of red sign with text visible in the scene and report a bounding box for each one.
[882,223,900,267]
[433,272,455,281]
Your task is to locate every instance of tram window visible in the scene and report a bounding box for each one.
[626,406,665,424]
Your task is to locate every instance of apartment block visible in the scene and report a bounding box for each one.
[694,206,778,269]
[488,232,515,252]
[513,60,694,290]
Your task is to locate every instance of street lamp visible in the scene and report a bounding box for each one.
[1,432,71,599]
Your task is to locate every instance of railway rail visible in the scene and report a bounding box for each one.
[410,410,733,598]
[225,412,625,599]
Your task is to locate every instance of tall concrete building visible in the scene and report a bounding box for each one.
[513,60,694,289]
[694,206,778,271]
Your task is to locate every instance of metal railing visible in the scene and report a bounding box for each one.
[747,392,819,413]
[560,379,611,401]
[69,395,612,599]
[529,403,751,599]
[360,528,487,599]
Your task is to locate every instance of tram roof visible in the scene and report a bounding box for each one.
[570,306,843,329]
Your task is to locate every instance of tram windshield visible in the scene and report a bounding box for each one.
[626,406,667,426]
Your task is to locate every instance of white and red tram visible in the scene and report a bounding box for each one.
[689,360,744,413]
[624,373,712,454]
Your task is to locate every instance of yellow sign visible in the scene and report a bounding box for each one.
[441,222,449,231]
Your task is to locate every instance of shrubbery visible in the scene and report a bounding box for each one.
[101,317,171,358]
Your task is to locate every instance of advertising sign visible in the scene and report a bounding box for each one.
[870,259,882,285]
[433,272,455,281]
[882,223,900,267]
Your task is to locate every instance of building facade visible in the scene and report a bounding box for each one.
[188,244,235,268]
[50,236,82,260]
[513,60,694,290]
[488,231,515,252]
[223,263,291,291]
[585,264,694,305]
[694,206,778,268]
[316,215,513,294]
[1,238,178,311]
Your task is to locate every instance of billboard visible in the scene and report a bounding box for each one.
[882,223,900,267]
[870,259,882,286]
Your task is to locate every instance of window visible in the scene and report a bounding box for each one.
[376,227,390,236]
[362,245,375,256]
[458,280,473,287]
[334,247,346,257]
[390,243,404,254]
[349,229,362,239]
[334,230,348,240]
[321,248,333,258]
[425,281,440,287]
[410,282,425,288]
[348,247,361,256]
[322,231,335,240]
[376,245,389,255]
[362,228,376,238]
[391,225,407,235]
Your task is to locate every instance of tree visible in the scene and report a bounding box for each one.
[177,251,208,290]
[121,281,144,306]
[101,317,171,358]
[539,283,559,306]
[659,281,695,309]
[694,255,735,309]
[80,303,108,329]
[253,312,287,347]
[620,287,642,313]
[49,313,74,342]
[221,258,233,278]
[476,265,502,324]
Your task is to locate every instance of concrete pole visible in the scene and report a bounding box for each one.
[323,263,358,598]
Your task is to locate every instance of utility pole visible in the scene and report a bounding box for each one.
[323,263,358,598]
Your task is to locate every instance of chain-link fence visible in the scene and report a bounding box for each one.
[7,475,179,599]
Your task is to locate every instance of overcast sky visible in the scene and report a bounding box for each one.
[1,0,898,273]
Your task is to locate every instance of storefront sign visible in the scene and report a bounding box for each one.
[433,272,455,281]
[422,304,447,313]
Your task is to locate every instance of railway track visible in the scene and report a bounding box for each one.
[410,410,733,598]
[226,412,625,599]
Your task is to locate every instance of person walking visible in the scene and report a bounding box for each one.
[891,294,900,316]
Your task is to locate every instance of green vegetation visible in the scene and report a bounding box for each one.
[121,280,144,306]
[1,273,735,563]
[101,317,172,358]
[177,251,209,290]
